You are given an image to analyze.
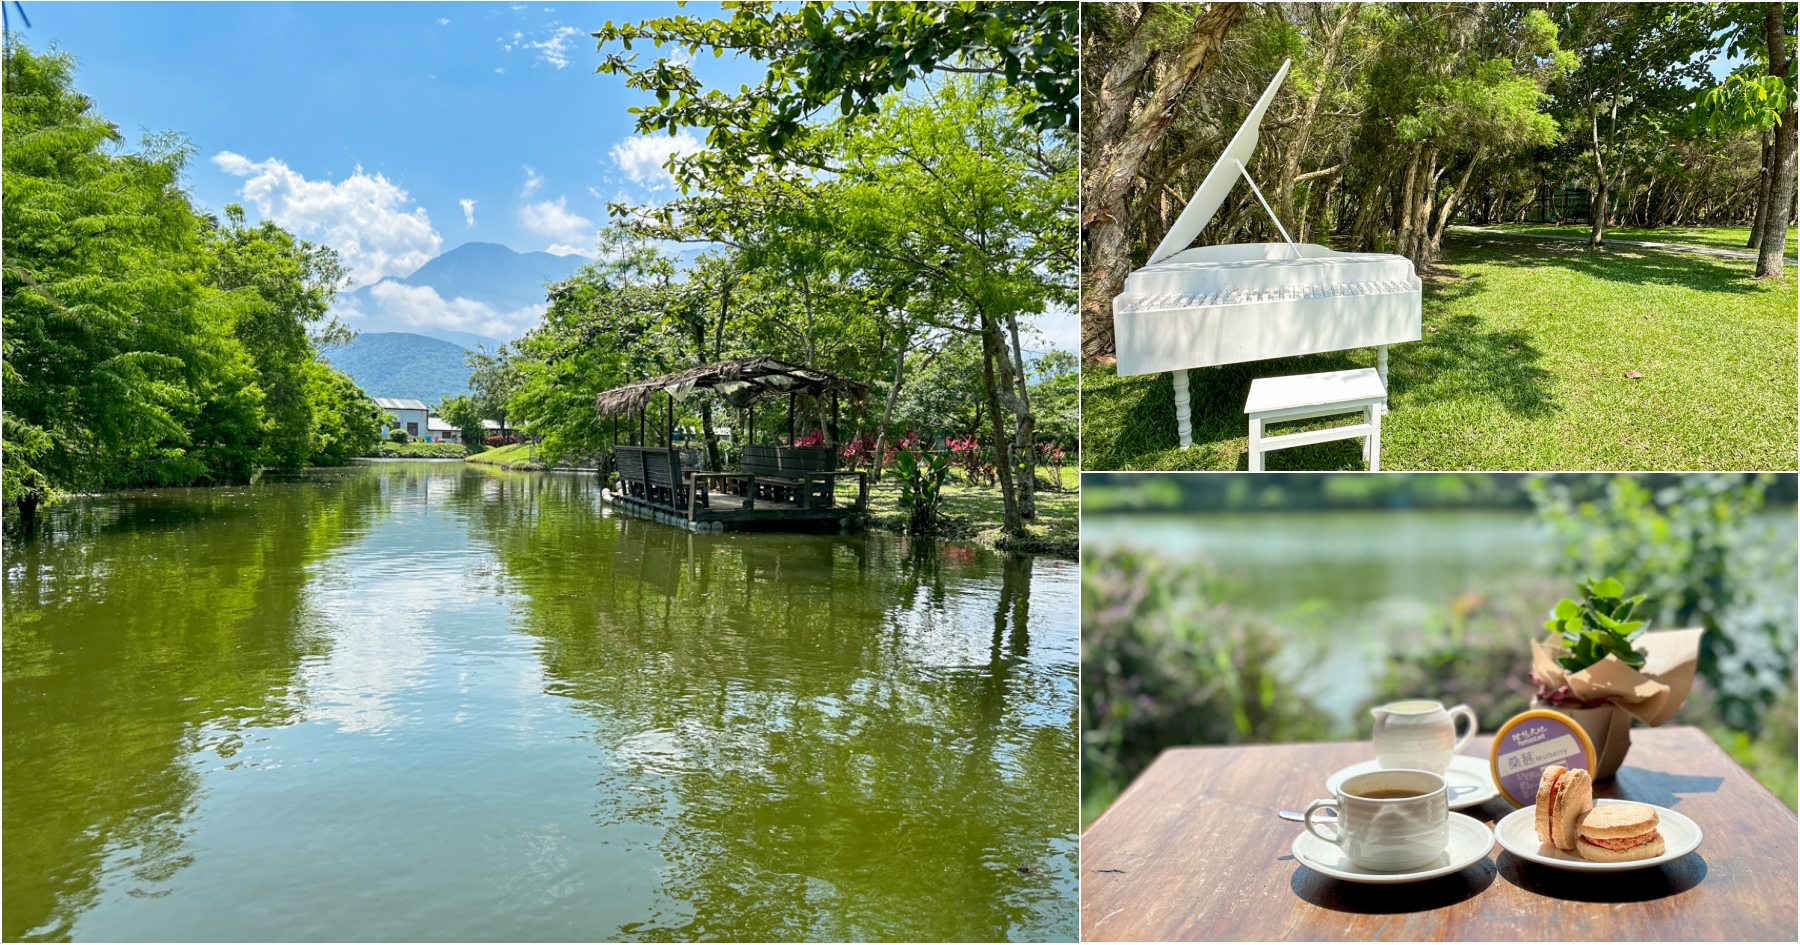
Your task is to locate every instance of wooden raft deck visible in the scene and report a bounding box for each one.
[605,445,866,533]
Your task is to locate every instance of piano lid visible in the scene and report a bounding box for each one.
[1146,58,1292,266]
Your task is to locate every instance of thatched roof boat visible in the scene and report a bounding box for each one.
[593,356,869,417]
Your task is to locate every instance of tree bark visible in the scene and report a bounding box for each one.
[1757,5,1796,278]
[871,329,910,483]
[1396,143,1423,260]
[1749,129,1772,248]
[1003,308,1036,519]
[1429,145,1485,259]
[978,312,1021,538]
[1081,2,1245,362]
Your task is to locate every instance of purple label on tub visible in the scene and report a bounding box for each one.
[1495,716,1589,803]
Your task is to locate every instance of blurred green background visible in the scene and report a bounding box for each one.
[1081,473,1798,827]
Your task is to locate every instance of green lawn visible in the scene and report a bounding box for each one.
[1082,231,1798,471]
[866,467,1078,557]
[462,442,536,467]
[1478,223,1797,256]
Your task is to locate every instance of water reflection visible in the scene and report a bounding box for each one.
[4,463,1075,942]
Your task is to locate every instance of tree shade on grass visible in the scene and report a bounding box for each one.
[1081,233,1798,471]
[1475,224,1798,256]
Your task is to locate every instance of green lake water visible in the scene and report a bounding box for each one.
[4,461,1078,942]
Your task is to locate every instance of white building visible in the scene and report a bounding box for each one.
[373,398,429,440]
[426,416,461,444]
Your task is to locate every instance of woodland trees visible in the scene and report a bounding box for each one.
[1079,2,1797,360]
[2,42,381,520]
[493,4,1077,539]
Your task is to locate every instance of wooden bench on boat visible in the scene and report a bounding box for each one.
[614,445,708,510]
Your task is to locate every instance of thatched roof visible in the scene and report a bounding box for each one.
[594,355,870,417]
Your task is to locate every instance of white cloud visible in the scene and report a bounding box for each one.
[609,131,705,191]
[528,25,583,69]
[519,196,595,256]
[213,152,441,283]
[365,282,547,338]
[460,198,478,226]
[1030,307,1079,356]
[521,165,543,196]
[437,17,449,25]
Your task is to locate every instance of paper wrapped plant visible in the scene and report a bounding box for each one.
[1529,577,1702,779]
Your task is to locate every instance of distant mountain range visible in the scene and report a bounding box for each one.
[322,332,476,407]
[331,241,588,343]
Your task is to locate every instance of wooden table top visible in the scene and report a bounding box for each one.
[1081,727,1797,941]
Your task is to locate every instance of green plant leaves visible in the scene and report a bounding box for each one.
[1545,574,1650,671]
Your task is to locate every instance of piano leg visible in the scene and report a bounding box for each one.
[1377,345,1390,415]
[1172,368,1194,449]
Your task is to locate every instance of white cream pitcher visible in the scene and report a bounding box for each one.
[1370,700,1477,776]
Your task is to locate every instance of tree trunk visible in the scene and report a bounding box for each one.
[1749,129,1772,248]
[1758,5,1796,278]
[1081,2,1244,362]
[978,313,1021,538]
[1429,145,1485,259]
[1003,309,1036,520]
[1396,144,1423,260]
[871,330,910,483]
[1276,3,1361,224]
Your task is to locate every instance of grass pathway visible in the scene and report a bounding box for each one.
[1081,231,1797,471]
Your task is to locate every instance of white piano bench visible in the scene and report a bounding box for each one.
[1243,368,1388,471]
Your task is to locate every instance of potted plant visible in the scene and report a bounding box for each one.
[1528,577,1702,779]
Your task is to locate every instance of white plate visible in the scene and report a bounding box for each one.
[1493,799,1702,871]
[1291,812,1493,884]
[1324,755,1500,810]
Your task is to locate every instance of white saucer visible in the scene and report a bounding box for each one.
[1493,799,1701,871]
[1325,755,1501,810]
[1292,811,1493,884]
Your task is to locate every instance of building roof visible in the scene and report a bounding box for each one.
[426,417,458,432]
[374,397,429,411]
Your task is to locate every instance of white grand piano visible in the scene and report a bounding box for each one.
[1112,59,1421,448]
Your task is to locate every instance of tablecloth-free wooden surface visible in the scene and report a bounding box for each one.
[1081,727,1797,941]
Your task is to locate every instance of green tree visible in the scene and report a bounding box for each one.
[436,394,488,453]
[4,41,227,507]
[208,204,354,470]
[595,0,1077,185]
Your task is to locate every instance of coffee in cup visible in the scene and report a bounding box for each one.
[1304,768,1450,872]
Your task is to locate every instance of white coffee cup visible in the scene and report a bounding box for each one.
[1370,699,1477,776]
[1304,768,1450,872]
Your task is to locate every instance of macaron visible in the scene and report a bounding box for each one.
[1576,802,1665,862]
[1533,764,1594,851]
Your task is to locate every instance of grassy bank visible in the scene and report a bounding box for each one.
[462,442,537,468]
[1482,223,1797,256]
[1082,231,1797,470]
[867,467,1078,558]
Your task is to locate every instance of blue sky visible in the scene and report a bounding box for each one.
[11,2,1075,351]
[22,2,747,274]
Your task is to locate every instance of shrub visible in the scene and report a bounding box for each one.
[892,447,950,534]
[364,441,468,459]
[387,428,409,444]
[1082,549,1333,824]
[1528,473,1795,733]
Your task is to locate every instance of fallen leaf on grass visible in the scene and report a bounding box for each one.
[1625,370,1644,379]
[1508,344,1519,351]
[1427,326,1439,333]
